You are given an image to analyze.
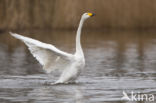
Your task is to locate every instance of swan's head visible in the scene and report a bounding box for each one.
[82,13,95,20]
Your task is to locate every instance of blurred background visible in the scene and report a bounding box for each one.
[0,0,156,103]
[1,0,156,31]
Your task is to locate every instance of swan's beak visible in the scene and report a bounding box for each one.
[88,13,95,17]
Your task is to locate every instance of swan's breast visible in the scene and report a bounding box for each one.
[74,56,85,69]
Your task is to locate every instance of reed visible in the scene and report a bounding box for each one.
[0,0,156,30]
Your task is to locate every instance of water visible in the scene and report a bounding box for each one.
[0,30,156,103]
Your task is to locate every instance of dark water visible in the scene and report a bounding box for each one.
[0,30,156,103]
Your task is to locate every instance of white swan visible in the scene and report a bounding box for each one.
[10,13,95,84]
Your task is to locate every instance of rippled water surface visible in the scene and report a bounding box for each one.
[0,31,156,103]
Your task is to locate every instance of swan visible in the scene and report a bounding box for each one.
[10,13,95,84]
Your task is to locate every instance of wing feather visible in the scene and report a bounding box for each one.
[10,32,73,73]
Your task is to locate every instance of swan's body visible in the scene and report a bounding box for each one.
[10,13,94,84]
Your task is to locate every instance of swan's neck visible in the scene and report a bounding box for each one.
[75,17,85,57]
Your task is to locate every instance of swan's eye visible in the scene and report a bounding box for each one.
[87,13,95,17]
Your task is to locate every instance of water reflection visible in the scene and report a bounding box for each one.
[27,85,85,103]
[0,30,156,102]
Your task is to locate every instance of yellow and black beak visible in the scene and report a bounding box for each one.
[88,13,95,17]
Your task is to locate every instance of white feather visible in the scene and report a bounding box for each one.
[10,32,72,73]
[10,13,93,84]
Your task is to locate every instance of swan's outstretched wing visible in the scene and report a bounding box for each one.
[10,32,73,73]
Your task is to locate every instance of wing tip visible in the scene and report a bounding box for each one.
[9,32,22,39]
[9,32,16,37]
[9,31,13,35]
